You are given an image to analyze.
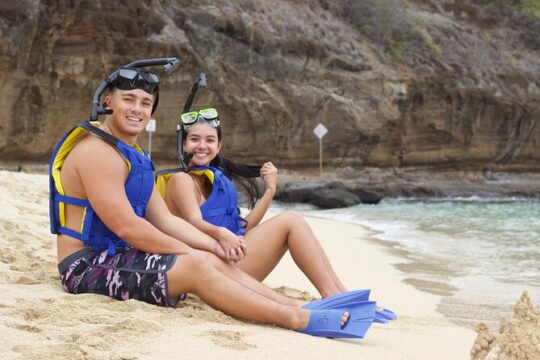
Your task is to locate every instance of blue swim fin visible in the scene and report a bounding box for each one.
[297,300,376,339]
[377,308,397,321]
[302,289,371,310]
[325,300,377,338]
[296,309,358,338]
[303,289,397,324]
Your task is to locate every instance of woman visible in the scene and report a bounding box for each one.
[162,107,395,322]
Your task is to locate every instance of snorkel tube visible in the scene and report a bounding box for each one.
[89,57,180,121]
[177,73,206,171]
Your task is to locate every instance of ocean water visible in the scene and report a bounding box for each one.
[272,198,540,328]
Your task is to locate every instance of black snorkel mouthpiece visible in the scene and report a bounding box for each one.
[177,72,207,171]
[90,57,180,121]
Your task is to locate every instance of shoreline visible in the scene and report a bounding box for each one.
[294,211,470,317]
[297,208,532,334]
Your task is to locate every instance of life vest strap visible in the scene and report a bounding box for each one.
[78,120,119,147]
[56,194,91,207]
[203,207,235,217]
[57,226,84,241]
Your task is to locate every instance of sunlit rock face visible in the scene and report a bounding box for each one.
[0,0,538,171]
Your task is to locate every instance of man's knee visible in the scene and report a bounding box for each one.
[169,253,212,281]
[194,249,227,268]
[167,253,214,295]
[182,252,213,272]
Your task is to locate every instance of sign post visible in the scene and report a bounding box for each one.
[313,123,328,177]
[145,119,156,159]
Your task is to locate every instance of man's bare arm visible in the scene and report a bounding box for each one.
[145,187,227,259]
[74,138,192,255]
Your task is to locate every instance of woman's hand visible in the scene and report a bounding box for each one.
[215,227,248,263]
[260,162,278,194]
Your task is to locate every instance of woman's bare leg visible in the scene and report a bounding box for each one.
[166,253,348,328]
[237,211,347,298]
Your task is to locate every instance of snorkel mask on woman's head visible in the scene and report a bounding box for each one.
[180,108,220,130]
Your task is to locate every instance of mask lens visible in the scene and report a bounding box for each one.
[142,71,160,84]
[118,68,138,80]
[181,111,199,125]
[199,108,218,120]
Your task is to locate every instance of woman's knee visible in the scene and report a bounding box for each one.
[277,211,307,226]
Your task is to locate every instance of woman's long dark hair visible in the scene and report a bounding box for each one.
[186,125,263,209]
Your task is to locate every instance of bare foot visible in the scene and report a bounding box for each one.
[297,309,350,330]
[339,311,350,326]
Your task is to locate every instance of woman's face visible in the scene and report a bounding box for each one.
[183,123,221,167]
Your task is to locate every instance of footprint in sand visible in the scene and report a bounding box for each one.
[3,221,19,232]
[204,329,257,350]
[13,323,42,333]
[13,273,51,285]
[0,249,16,263]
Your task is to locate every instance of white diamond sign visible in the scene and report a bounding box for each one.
[313,123,328,139]
[313,123,328,176]
[146,119,156,133]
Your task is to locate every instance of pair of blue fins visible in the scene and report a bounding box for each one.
[297,289,396,339]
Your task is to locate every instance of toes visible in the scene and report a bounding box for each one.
[340,311,350,327]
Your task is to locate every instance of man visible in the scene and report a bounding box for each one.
[49,62,359,338]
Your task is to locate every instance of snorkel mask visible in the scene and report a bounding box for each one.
[180,108,220,130]
[176,73,208,171]
[90,57,180,121]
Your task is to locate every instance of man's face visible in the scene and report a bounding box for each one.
[106,88,154,137]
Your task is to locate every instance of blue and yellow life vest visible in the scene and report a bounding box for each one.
[49,120,155,255]
[192,166,247,235]
[155,165,247,235]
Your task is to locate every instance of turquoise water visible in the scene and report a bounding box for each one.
[273,199,540,326]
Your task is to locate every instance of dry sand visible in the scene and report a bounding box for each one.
[0,170,479,359]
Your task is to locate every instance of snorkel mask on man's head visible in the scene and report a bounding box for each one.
[107,67,161,114]
[110,67,160,94]
[90,57,179,121]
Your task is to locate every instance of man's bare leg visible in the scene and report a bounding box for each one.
[167,253,349,328]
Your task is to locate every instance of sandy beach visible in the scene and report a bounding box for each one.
[0,169,478,359]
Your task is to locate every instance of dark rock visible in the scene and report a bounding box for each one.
[397,186,445,198]
[276,180,383,207]
[324,182,383,205]
[275,182,320,203]
[310,188,362,209]
[349,188,383,205]
[275,187,314,203]
[325,181,348,190]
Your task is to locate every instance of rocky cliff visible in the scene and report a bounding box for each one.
[0,0,539,171]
